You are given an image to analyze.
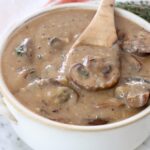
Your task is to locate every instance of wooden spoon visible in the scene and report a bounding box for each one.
[74,0,117,47]
[60,0,120,90]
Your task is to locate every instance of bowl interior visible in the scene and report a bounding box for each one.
[0,3,150,131]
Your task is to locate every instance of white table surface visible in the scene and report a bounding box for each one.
[0,116,149,150]
[0,0,149,149]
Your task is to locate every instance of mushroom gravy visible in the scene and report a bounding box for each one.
[2,8,150,125]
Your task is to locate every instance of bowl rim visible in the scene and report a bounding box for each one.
[0,2,150,131]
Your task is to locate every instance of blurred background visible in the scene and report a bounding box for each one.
[0,0,149,36]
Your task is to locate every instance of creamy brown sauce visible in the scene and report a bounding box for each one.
[2,8,150,125]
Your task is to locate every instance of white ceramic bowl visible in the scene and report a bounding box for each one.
[0,3,150,150]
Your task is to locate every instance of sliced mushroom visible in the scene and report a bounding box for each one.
[71,63,89,79]
[124,76,150,86]
[50,86,77,104]
[22,78,78,105]
[28,78,62,89]
[48,37,69,50]
[122,31,150,56]
[22,78,48,92]
[126,89,149,108]
[117,29,126,42]
[13,67,37,90]
[87,118,108,126]
[69,57,120,90]
[96,98,124,109]
[35,79,79,105]
[17,67,37,81]
[15,38,33,61]
[115,85,128,100]
[121,53,142,74]
[115,77,150,108]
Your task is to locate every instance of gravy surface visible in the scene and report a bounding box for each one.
[2,8,150,125]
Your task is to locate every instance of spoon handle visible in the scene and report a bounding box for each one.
[76,0,117,47]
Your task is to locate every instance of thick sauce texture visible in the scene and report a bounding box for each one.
[2,9,150,125]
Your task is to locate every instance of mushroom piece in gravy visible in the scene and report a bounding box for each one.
[87,118,108,125]
[122,31,150,56]
[43,85,78,105]
[121,53,142,74]
[48,37,69,50]
[115,77,150,108]
[1,9,150,125]
[70,56,120,90]
[15,38,33,62]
